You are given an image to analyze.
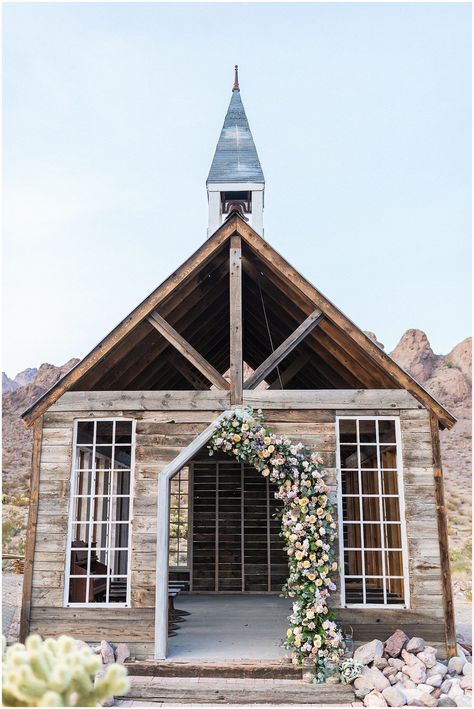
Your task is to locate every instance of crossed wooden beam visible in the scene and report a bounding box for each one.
[147,234,324,404]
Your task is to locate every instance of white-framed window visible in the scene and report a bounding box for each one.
[336,416,409,608]
[169,467,190,569]
[64,419,135,607]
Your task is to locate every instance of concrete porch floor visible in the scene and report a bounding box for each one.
[168,594,291,661]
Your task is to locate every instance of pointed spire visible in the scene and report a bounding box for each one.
[232,65,240,92]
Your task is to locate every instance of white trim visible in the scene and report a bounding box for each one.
[154,411,232,660]
[63,417,135,608]
[336,415,410,609]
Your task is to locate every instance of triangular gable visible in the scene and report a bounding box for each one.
[22,214,456,429]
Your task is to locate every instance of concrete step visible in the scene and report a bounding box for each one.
[125,659,303,680]
[120,676,355,705]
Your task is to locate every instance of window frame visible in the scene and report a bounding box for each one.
[336,415,410,609]
[168,465,192,571]
[63,417,136,608]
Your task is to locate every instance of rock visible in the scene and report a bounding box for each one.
[418,693,439,707]
[457,644,468,657]
[385,630,409,658]
[417,650,437,669]
[374,657,389,670]
[100,640,115,665]
[403,663,427,684]
[355,688,372,699]
[94,668,115,706]
[115,643,130,665]
[355,639,385,666]
[402,650,424,668]
[448,656,466,675]
[389,658,405,671]
[417,684,434,694]
[364,691,388,707]
[93,645,102,654]
[427,662,448,678]
[454,696,473,707]
[462,662,472,676]
[437,697,457,707]
[389,675,397,685]
[326,675,340,685]
[406,637,425,654]
[398,675,416,689]
[382,686,407,707]
[355,677,375,691]
[432,688,442,699]
[441,680,453,694]
[404,688,437,706]
[460,674,472,690]
[448,682,464,699]
[362,666,391,692]
[383,666,398,677]
[426,673,444,687]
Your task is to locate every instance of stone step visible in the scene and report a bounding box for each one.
[120,676,355,705]
[125,659,303,680]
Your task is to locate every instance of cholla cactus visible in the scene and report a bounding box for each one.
[2,634,130,707]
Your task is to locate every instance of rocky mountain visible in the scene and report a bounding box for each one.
[2,332,471,594]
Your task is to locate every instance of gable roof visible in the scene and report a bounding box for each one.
[22,214,456,429]
[207,90,264,184]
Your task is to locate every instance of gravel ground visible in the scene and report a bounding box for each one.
[2,573,22,642]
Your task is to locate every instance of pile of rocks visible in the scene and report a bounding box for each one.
[76,640,131,706]
[352,630,472,707]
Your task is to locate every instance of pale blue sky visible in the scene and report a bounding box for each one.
[3,2,471,376]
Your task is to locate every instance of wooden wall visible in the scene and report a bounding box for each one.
[28,404,448,659]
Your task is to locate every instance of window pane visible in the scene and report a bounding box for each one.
[383,498,400,522]
[115,421,132,444]
[342,470,359,495]
[363,524,381,549]
[365,578,384,604]
[340,444,358,468]
[169,468,189,568]
[115,446,132,468]
[365,550,383,576]
[344,550,362,576]
[382,470,398,495]
[76,446,94,468]
[343,523,361,548]
[361,470,379,495]
[385,550,403,577]
[378,420,396,443]
[343,497,360,521]
[96,421,114,445]
[360,446,378,468]
[386,577,404,604]
[345,579,364,604]
[109,577,127,603]
[380,446,397,469]
[384,523,402,549]
[77,422,95,445]
[359,420,376,443]
[339,419,357,443]
[362,497,380,521]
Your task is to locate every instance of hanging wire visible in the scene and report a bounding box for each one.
[257,273,284,390]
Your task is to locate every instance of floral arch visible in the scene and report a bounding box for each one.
[208,407,345,680]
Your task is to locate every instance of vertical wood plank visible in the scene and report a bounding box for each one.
[230,234,243,405]
[20,417,44,642]
[430,411,457,657]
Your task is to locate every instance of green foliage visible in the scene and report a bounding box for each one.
[2,635,130,707]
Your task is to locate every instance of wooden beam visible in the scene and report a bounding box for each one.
[429,412,457,658]
[244,310,324,389]
[147,312,230,390]
[267,353,310,389]
[242,389,422,410]
[229,235,243,405]
[238,222,456,429]
[168,355,210,390]
[49,391,231,411]
[19,417,43,642]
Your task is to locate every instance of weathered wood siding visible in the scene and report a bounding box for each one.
[29,404,448,659]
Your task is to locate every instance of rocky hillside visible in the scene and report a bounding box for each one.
[2,332,471,593]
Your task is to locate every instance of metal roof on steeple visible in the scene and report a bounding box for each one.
[207,66,264,184]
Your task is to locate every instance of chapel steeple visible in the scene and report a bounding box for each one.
[207,66,265,238]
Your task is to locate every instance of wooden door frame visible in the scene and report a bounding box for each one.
[154,411,232,659]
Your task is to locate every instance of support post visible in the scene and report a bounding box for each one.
[429,412,457,658]
[229,234,243,405]
[19,417,43,642]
